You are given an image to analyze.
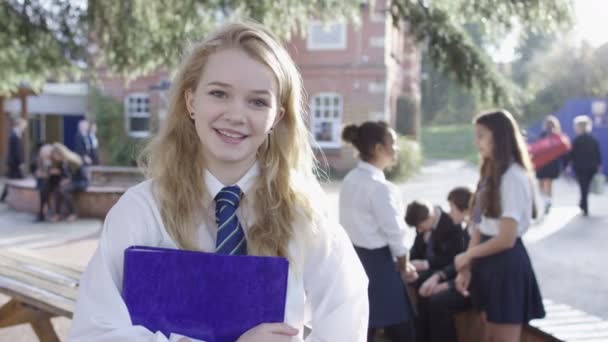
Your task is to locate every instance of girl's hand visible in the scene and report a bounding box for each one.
[410,259,429,272]
[429,282,450,296]
[236,323,299,342]
[454,252,471,271]
[455,269,472,297]
[418,273,440,297]
[401,262,419,284]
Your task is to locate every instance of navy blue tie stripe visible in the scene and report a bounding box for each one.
[214,186,247,255]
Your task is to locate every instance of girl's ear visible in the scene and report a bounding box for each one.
[273,107,286,126]
[372,142,383,160]
[185,89,196,116]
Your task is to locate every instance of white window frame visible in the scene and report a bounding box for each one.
[125,93,151,138]
[307,21,347,51]
[310,92,343,148]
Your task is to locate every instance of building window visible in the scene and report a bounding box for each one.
[311,93,343,148]
[307,21,347,50]
[125,93,151,138]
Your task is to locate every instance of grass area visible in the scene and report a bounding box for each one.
[421,124,479,164]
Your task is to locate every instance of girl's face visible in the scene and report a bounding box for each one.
[185,48,284,174]
[475,124,494,160]
[449,202,467,225]
[51,150,63,162]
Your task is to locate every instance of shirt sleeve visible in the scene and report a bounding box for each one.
[303,219,369,342]
[500,171,527,225]
[370,183,409,257]
[69,190,202,342]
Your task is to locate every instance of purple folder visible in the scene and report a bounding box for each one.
[122,246,289,342]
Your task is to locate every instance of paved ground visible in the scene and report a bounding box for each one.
[0,160,606,340]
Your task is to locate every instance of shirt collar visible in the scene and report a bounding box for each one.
[358,161,385,180]
[204,162,260,199]
[431,206,441,230]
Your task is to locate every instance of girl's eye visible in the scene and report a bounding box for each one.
[251,99,269,107]
[209,90,227,98]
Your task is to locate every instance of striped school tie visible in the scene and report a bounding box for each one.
[214,186,247,255]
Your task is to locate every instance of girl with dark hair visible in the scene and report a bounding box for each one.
[340,121,417,342]
[454,110,545,342]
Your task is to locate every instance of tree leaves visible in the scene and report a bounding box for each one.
[1,0,572,106]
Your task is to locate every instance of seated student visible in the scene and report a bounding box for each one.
[416,187,473,342]
[405,199,464,287]
[51,143,89,221]
[34,144,53,222]
[406,190,470,342]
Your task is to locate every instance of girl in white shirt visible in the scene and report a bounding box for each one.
[454,110,545,342]
[339,121,417,342]
[69,21,368,342]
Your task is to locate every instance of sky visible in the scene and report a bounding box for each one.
[572,0,608,47]
[492,0,608,63]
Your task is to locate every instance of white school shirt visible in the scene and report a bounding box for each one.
[339,161,409,258]
[478,163,533,237]
[69,163,369,342]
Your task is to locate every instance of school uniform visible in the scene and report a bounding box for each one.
[1,129,25,202]
[74,131,93,164]
[535,131,563,179]
[339,161,414,341]
[567,133,602,215]
[409,207,466,287]
[412,217,468,342]
[89,132,100,165]
[417,227,471,342]
[470,163,545,324]
[70,163,369,342]
[6,129,24,179]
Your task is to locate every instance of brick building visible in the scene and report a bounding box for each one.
[2,0,420,173]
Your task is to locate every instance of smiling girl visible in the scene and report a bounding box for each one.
[69,21,368,342]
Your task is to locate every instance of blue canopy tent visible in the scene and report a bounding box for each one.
[526,98,608,176]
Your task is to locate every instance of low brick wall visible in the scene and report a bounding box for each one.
[5,179,125,219]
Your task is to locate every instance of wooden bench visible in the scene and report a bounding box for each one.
[400,287,608,342]
[453,300,608,342]
[0,249,82,342]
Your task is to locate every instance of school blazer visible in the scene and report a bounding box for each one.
[409,210,467,270]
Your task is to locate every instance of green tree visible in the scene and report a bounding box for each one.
[0,0,87,94]
[521,40,608,124]
[2,0,573,106]
[88,87,143,166]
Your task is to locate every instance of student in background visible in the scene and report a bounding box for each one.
[51,143,88,221]
[535,115,564,213]
[340,120,417,342]
[567,115,602,216]
[455,110,545,342]
[416,187,473,342]
[1,118,28,202]
[89,122,100,165]
[70,21,368,342]
[405,199,465,286]
[74,119,93,165]
[34,144,53,222]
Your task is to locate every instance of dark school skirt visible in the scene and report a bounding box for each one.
[536,158,561,179]
[470,235,546,324]
[354,245,414,328]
